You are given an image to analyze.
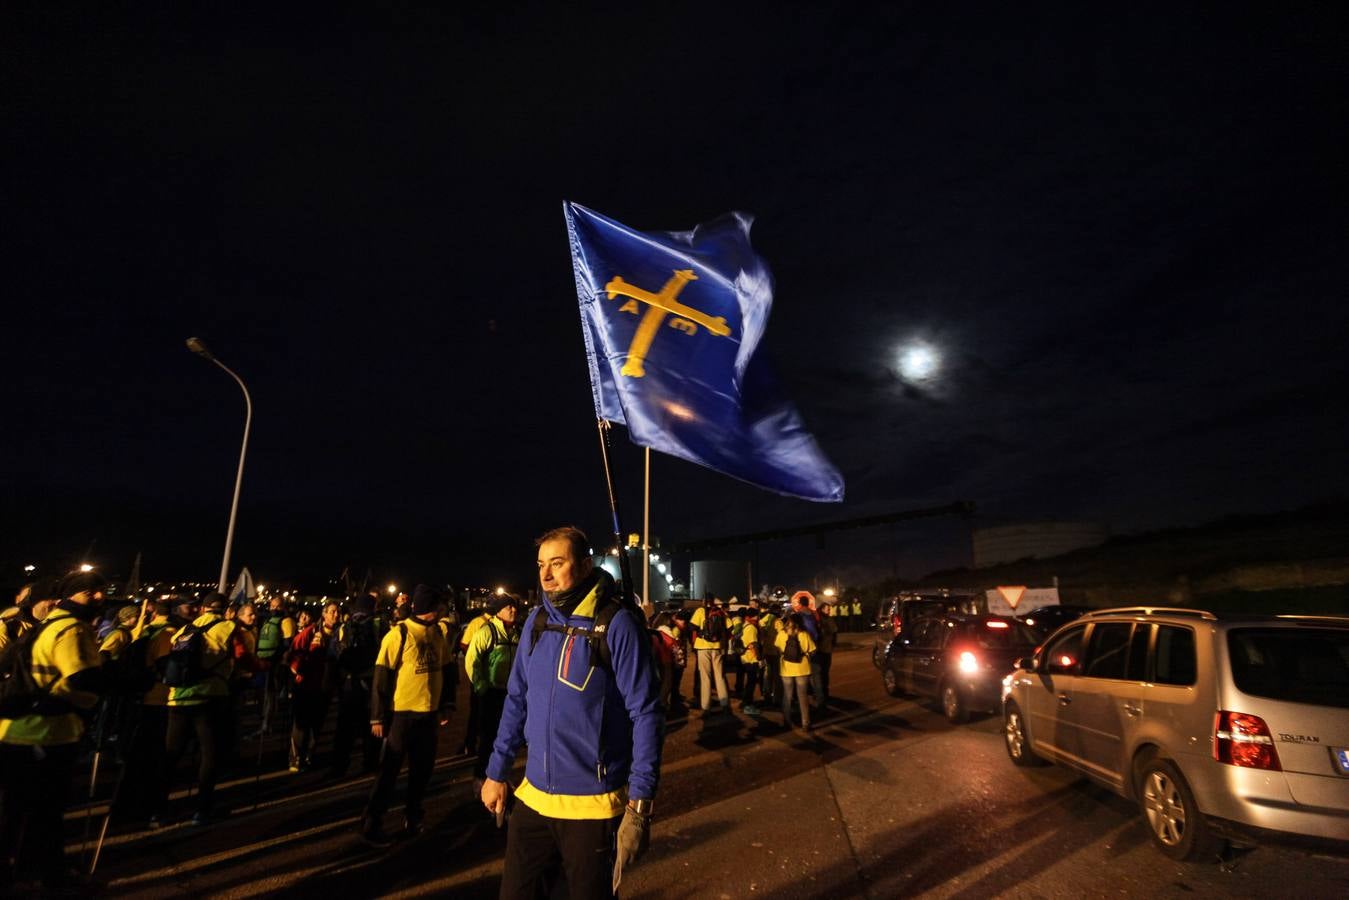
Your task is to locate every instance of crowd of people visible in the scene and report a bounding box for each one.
[0,541,864,896]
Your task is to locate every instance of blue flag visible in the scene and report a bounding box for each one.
[565,202,844,502]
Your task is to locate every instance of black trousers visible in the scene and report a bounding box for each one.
[761,657,781,704]
[0,741,78,887]
[464,687,480,753]
[740,662,762,705]
[475,688,506,780]
[164,698,231,815]
[364,712,438,826]
[499,800,620,900]
[115,703,168,820]
[330,680,380,775]
[289,688,332,769]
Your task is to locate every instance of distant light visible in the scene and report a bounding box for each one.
[610,548,620,556]
[258,584,267,592]
[146,586,156,594]
[823,588,836,598]
[650,554,660,563]
[656,563,667,575]
[897,342,940,381]
[387,584,398,595]
[664,573,673,583]
[79,564,94,573]
[24,565,36,573]
[495,586,506,596]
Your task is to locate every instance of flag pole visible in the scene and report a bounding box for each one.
[596,419,636,610]
[643,446,650,616]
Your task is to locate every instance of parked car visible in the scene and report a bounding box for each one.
[1001,607,1349,860]
[1016,604,1092,638]
[872,592,985,669]
[879,613,1039,723]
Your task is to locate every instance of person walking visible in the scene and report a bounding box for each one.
[481,526,662,899]
[328,594,382,779]
[738,608,764,717]
[287,603,339,772]
[254,596,295,735]
[758,604,781,708]
[116,597,178,827]
[690,595,731,715]
[161,592,241,825]
[775,612,817,733]
[464,593,518,798]
[359,584,454,846]
[816,602,838,711]
[0,571,107,892]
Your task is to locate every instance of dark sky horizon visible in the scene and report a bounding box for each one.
[5,5,1347,594]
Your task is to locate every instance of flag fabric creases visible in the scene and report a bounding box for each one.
[565,201,844,503]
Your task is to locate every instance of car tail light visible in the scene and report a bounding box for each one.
[986,620,1009,629]
[958,651,979,674]
[1213,711,1281,770]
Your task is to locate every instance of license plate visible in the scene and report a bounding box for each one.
[1334,747,1349,775]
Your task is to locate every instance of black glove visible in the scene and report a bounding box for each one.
[612,804,651,892]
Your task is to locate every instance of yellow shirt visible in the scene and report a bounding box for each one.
[516,777,626,820]
[741,623,761,664]
[280,616,296,641]
[142,618,176,706]
[167,613,237,706]
[0,607,34,653]
[0,608,101,746]
[689,606,725,650]
[377,618,450,713]
[775,630,817,678]
[100,625,132,660]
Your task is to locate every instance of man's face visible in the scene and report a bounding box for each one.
[270,598,283,612]
[238,606,256,626]
[497,604,518,625]
[538,538,590,595]
[322,605,339,629]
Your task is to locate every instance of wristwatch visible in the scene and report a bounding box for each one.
[628,798,654,817]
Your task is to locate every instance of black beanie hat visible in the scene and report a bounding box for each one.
[351,594,375,616]
[202,591,228,612]
[59,571,108,599]
[24,576,63,605]
[489,594,518,616]
[411,584,440,615]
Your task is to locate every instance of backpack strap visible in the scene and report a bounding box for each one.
[527,599,623,672]
[393,624,408,670]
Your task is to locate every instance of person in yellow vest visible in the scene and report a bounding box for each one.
[98,603,140,661]
[457,607,491,757]
[465,594,519,795]
[359,584,453,846]
[775,612,817,733]
[162,592,241,825]
[116,597,179,827]
[738,607,764,717]
[758,603,781,708]
[0,577,60,653]
[0,571,107,891]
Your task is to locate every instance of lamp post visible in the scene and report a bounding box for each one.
[187,337,252,594]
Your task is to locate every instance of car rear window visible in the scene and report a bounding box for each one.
[1228,628,1349,709]
[960,621,1038,650]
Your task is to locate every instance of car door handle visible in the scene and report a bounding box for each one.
[1057,693,1072,707]
[1123,703,1141,717]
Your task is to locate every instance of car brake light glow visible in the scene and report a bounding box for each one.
[1213,710,1281,771]
[958,651,979,674]
[986,620,1009,629]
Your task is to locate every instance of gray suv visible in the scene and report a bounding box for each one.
[1000,607,1349,860]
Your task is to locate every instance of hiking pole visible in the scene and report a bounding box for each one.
[90,710,139,876]
[80,700,110,863]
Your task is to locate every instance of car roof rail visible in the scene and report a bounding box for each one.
[1274,614,1349,625]
[1081,606,1218,621]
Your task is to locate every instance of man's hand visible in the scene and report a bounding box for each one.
[370,722,384,739]
[480,777,507,816]
[612,803,652,892]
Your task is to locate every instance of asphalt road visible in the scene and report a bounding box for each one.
[61,633,1349,898]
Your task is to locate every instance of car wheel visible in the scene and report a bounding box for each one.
[1137,758,1220,861]
[941,681,968,724]
[1003,701,1044,766]
[872,643,884,670]
[882,666,902,697]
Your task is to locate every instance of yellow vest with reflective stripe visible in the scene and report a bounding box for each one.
[0,608,101,746]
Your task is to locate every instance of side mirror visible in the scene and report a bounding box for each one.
[1015,656,1037,672]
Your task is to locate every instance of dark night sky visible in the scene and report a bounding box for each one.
[5,5,1347,593]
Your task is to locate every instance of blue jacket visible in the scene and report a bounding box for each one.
[485,570,663,800]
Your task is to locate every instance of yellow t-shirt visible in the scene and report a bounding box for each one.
[99,626,132,660]
[689,606,725,650]
[0,609,101,746]
[741,623,761,664]
[516,777,626,820]
[377,618,449,712]
[775,630,817,678]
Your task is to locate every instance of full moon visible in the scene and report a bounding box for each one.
[898,342,940,381]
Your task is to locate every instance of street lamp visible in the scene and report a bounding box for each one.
[187,336,253,594]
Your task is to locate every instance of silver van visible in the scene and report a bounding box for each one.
[1000,607,1349,860]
